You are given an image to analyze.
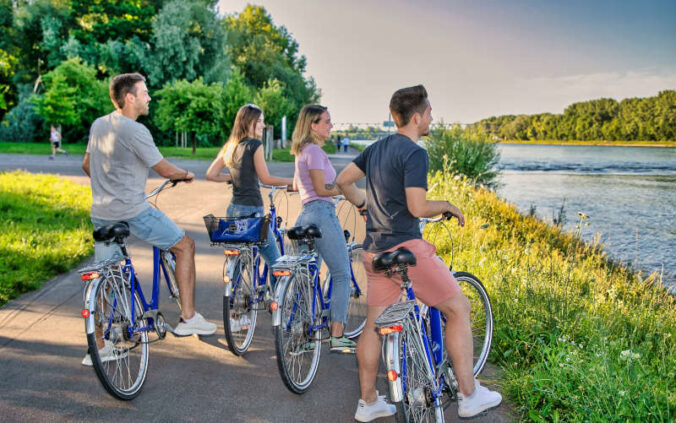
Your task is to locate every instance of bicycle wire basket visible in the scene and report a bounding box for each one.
[203,214,270,243]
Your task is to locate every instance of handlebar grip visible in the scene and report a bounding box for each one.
[170,178,192,186]
[442,211,454,220]
[359,209,368,216]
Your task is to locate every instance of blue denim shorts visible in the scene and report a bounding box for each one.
[91,206,185,251]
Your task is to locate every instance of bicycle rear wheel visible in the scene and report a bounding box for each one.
[86,274,149,400]
[394,322,444,423]
[274,275,321,394]
[453,272,493,376]
[223,255,258,355]
[343,246,367,337]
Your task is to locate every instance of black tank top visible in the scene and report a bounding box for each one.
[228,138,263,207]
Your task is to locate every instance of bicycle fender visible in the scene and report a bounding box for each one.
[84,277,102,335]
[384,332,404,403]
[223,257,237,297]
[271,276,290,326]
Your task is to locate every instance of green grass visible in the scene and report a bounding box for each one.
[0,171,94,307]
[425,168,675,422]
[350,143,366,152]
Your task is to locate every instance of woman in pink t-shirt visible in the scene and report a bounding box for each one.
[290,104,356,353]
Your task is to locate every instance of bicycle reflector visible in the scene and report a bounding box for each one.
[270,301,279,311]
[387,370,398,381]
[223,249,240,256]
[80,272,100,281]
[81,309,90,318]
[378,325,403,335]
[223,275,231,283]
[272,270,290,277]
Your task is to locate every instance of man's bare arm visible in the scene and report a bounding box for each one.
[152,159,195,182]
[82,153,90,177]
[405,187,464,226]
[336,163,366,209]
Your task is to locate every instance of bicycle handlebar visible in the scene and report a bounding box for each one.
[145,178,190,200]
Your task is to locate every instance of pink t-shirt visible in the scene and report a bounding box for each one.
[295,143,336,205]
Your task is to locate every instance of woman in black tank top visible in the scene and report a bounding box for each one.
[206,104,293,296]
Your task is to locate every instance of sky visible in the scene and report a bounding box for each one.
[216,0,676,126]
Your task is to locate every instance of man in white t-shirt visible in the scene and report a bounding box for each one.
[81,73,216,365]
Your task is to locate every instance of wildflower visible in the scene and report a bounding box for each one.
[577,212,589,220]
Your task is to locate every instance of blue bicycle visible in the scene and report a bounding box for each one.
[270,223,368,394]
[79,179,186,400]
[203,184,289,355]
[374,214,494,422]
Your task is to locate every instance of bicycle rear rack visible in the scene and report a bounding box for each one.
[375,300,416,328]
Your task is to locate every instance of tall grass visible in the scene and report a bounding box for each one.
[0,171,93,306]
[425,124,501,188]
[426,168,675,422]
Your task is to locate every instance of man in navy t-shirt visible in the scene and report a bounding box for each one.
[338,85,501,421]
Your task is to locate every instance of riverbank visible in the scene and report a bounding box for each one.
[500,139,676,147]
[427,169,674,421]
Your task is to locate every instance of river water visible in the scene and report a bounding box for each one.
[496,144,676,288]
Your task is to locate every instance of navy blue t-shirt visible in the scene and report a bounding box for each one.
[353,134,428,252]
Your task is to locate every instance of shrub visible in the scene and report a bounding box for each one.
[0,94,44,143]
[425,124,500,188]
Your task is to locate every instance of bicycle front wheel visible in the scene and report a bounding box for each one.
[274,275,321,394]
[394,323,444,423]
[454,272,493,376]
[223,255,258,355]
[86,274,149,400]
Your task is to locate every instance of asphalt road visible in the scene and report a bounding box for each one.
[0,153,509,422]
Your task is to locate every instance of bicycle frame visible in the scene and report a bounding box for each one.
[90,247,176,340]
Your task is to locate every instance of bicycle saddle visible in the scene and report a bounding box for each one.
[286,224,322,240]
[93,222,130,243]
[372,247,417,271]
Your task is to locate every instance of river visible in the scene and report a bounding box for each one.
[497,144,675,289]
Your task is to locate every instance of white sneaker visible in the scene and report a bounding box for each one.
[229,315,251,333]
[457,380,502,418]
[81,340,127,366]
[174,312,217,336]
[354,391,396,422]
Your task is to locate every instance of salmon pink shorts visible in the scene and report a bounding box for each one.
[362,239,461,307]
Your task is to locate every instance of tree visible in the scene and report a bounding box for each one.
[224,5,319,131]
[254,78,291,138]
[220,67,253,139]
[145,0,229,88]
[155,78,223,153]
[31,57,110,141]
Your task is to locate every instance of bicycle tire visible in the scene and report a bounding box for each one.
[393,322,445,422]
[160,251,181,310]
[453,272,493,376]
[86,274,149,400]
[323,245,367,338]
[274,275,321,394]
[223,254,258,356]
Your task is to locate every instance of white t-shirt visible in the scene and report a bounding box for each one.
[86,111,163,220]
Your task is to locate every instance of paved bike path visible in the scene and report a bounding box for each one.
[0,154,510,422]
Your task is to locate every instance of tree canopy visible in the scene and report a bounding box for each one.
[470,91,676,142]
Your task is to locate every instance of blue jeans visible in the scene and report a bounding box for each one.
[227,203,281,287]
[295,200,351,324]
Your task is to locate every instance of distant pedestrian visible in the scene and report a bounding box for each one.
[49,125,67,159]
[342,136,350,152]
